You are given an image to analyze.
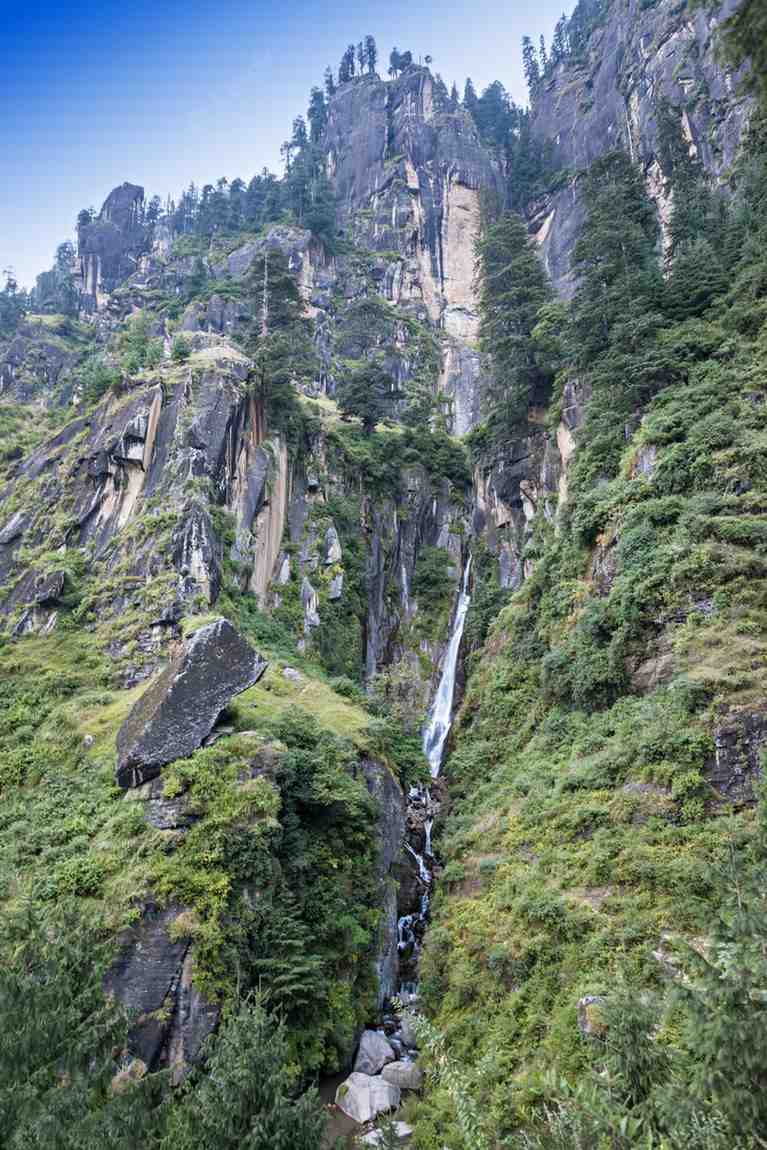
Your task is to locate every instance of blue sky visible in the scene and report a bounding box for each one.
[1,0,571,288]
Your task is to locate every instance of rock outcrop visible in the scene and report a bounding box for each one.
[116,619,267,788]
[78,183,149,309]
[104,900,220,1079]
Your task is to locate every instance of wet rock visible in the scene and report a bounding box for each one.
[397,1012,418,1049]
[335,1072,400,1124]
[362,760,406,1005]
[577,995,607,1038]
[328,572,344,600]
[116,619,267,788]
[353,1029,396,1075]
[283,667,303,683]
[381,1060,424,1090]
[707,710,767,804]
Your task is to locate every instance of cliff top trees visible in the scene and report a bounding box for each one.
[388,48,413,77]
[0,270,26,337]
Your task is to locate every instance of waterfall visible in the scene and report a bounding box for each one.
[396,554,472,998]
[422,555,472,777]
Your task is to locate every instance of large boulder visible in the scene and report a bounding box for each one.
[381,1060,424,1090]
[335,1072,400,1124]
[116,618,267,788]
[353,1028,396,1075]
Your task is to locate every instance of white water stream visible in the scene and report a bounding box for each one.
[397,555,472,992]
[422,555,472,777]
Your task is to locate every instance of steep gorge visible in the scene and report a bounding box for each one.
[1,1,765,1146]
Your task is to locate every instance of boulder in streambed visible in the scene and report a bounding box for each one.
[360,1121,414,1145]
[116,618,267,788]
[381,1060,424,1090]
[334,1072,400,1124]
[353,1029,396,1075]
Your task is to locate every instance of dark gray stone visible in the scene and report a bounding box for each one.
[707,710,767,804]
[104,900,219,1075]
[115,619,267,788]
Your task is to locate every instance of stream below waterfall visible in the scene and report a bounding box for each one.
[322,557,472,1146]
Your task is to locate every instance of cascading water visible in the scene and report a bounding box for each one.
[396,555,472,994]
[422,554,472,777]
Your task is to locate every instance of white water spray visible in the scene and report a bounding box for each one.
[422,555,472,777]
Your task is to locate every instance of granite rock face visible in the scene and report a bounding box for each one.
[529,0,751,292]
[78,183,149,309]
[116,619,267,788]
[319,67,502,435]
[362,760,406,1005]
[104,901,220,1078]
[708,710,767,804]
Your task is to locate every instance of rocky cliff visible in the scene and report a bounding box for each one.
[529,0,751,290]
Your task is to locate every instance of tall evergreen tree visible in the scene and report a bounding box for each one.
[571,151,663,366]
[323,66,336,99]
[364,34,377,74]
[0,270,26,337]
[307,87,327,145]
[463,77,478,116]
[164,996,326,1150]
[522,36,541,99]
[476,212,552,440]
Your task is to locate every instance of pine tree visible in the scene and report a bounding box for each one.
[337,359,400,434]
[539,34,549,73]
[552,14,568,63]
[307,87,327,144]
[571,151,663,366]
[364,34,377,74]
[323,65,336,99]
[666,236,728,320]
[522,36,541,99]
[463,77,478,117]
[450,80,459,105]
[389,47,401,77]
[0,907,163,1148]
[0,270,26,337]
[476,212,552,442]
